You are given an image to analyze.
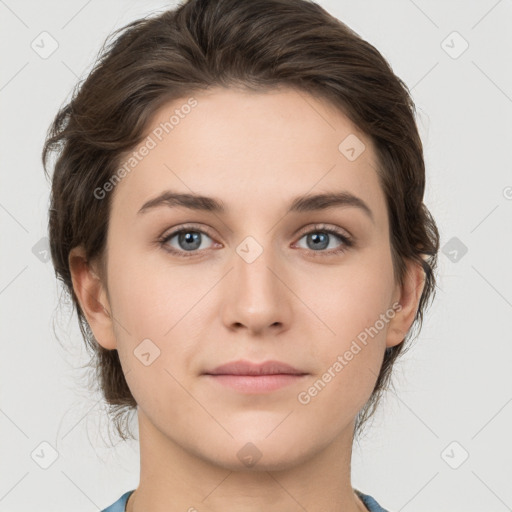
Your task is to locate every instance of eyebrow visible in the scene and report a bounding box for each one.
[137,190,374,223]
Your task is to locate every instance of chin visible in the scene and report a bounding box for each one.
[210,450,309,473]
[193,433,317,473]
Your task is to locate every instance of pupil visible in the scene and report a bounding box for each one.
[309,233,328,250]
[180,231,201,250]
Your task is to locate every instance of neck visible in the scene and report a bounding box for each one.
[127,410,368,512]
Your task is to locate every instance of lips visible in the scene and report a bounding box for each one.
[204,359,307,376]
[203,360,308,393]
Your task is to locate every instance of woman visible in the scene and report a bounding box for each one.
[42,0,440,510]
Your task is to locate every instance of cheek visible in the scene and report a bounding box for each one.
[106,248,208,379]
[299,251,395,344]
[106,245,189,336]
[295,269,394,413]
[294,253,394,411]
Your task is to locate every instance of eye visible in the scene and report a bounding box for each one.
[159,225,217,257]
[158,223,353,258]
[294,224,353,256]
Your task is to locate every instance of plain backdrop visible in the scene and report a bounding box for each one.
[1,1,511,511]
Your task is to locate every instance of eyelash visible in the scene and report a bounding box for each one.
[157,223,354,259]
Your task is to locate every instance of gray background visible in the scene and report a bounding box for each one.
[1,0,511,510]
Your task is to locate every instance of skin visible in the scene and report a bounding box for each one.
[69,86,425,512]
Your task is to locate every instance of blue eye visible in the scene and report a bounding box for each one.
[158,223,353,258]
[160,227,214,256]
[294,226,353,256]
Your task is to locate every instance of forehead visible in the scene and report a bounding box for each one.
[111,86,386,225]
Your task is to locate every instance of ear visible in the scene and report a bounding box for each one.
[386,259,426,348]
[68,246,117,350]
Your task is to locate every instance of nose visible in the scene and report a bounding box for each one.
[220,239,292,336]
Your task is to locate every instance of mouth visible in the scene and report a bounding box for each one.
[203,359,308,393]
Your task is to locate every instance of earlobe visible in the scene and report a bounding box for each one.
[68,246,117,350]
[386,259,426,348]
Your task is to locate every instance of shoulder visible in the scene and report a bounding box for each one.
[100,490,135,512]
[355,488,392,512]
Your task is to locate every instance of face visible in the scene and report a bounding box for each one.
[86,86,410,470]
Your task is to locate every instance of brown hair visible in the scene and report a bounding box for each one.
[42,0,439,442]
